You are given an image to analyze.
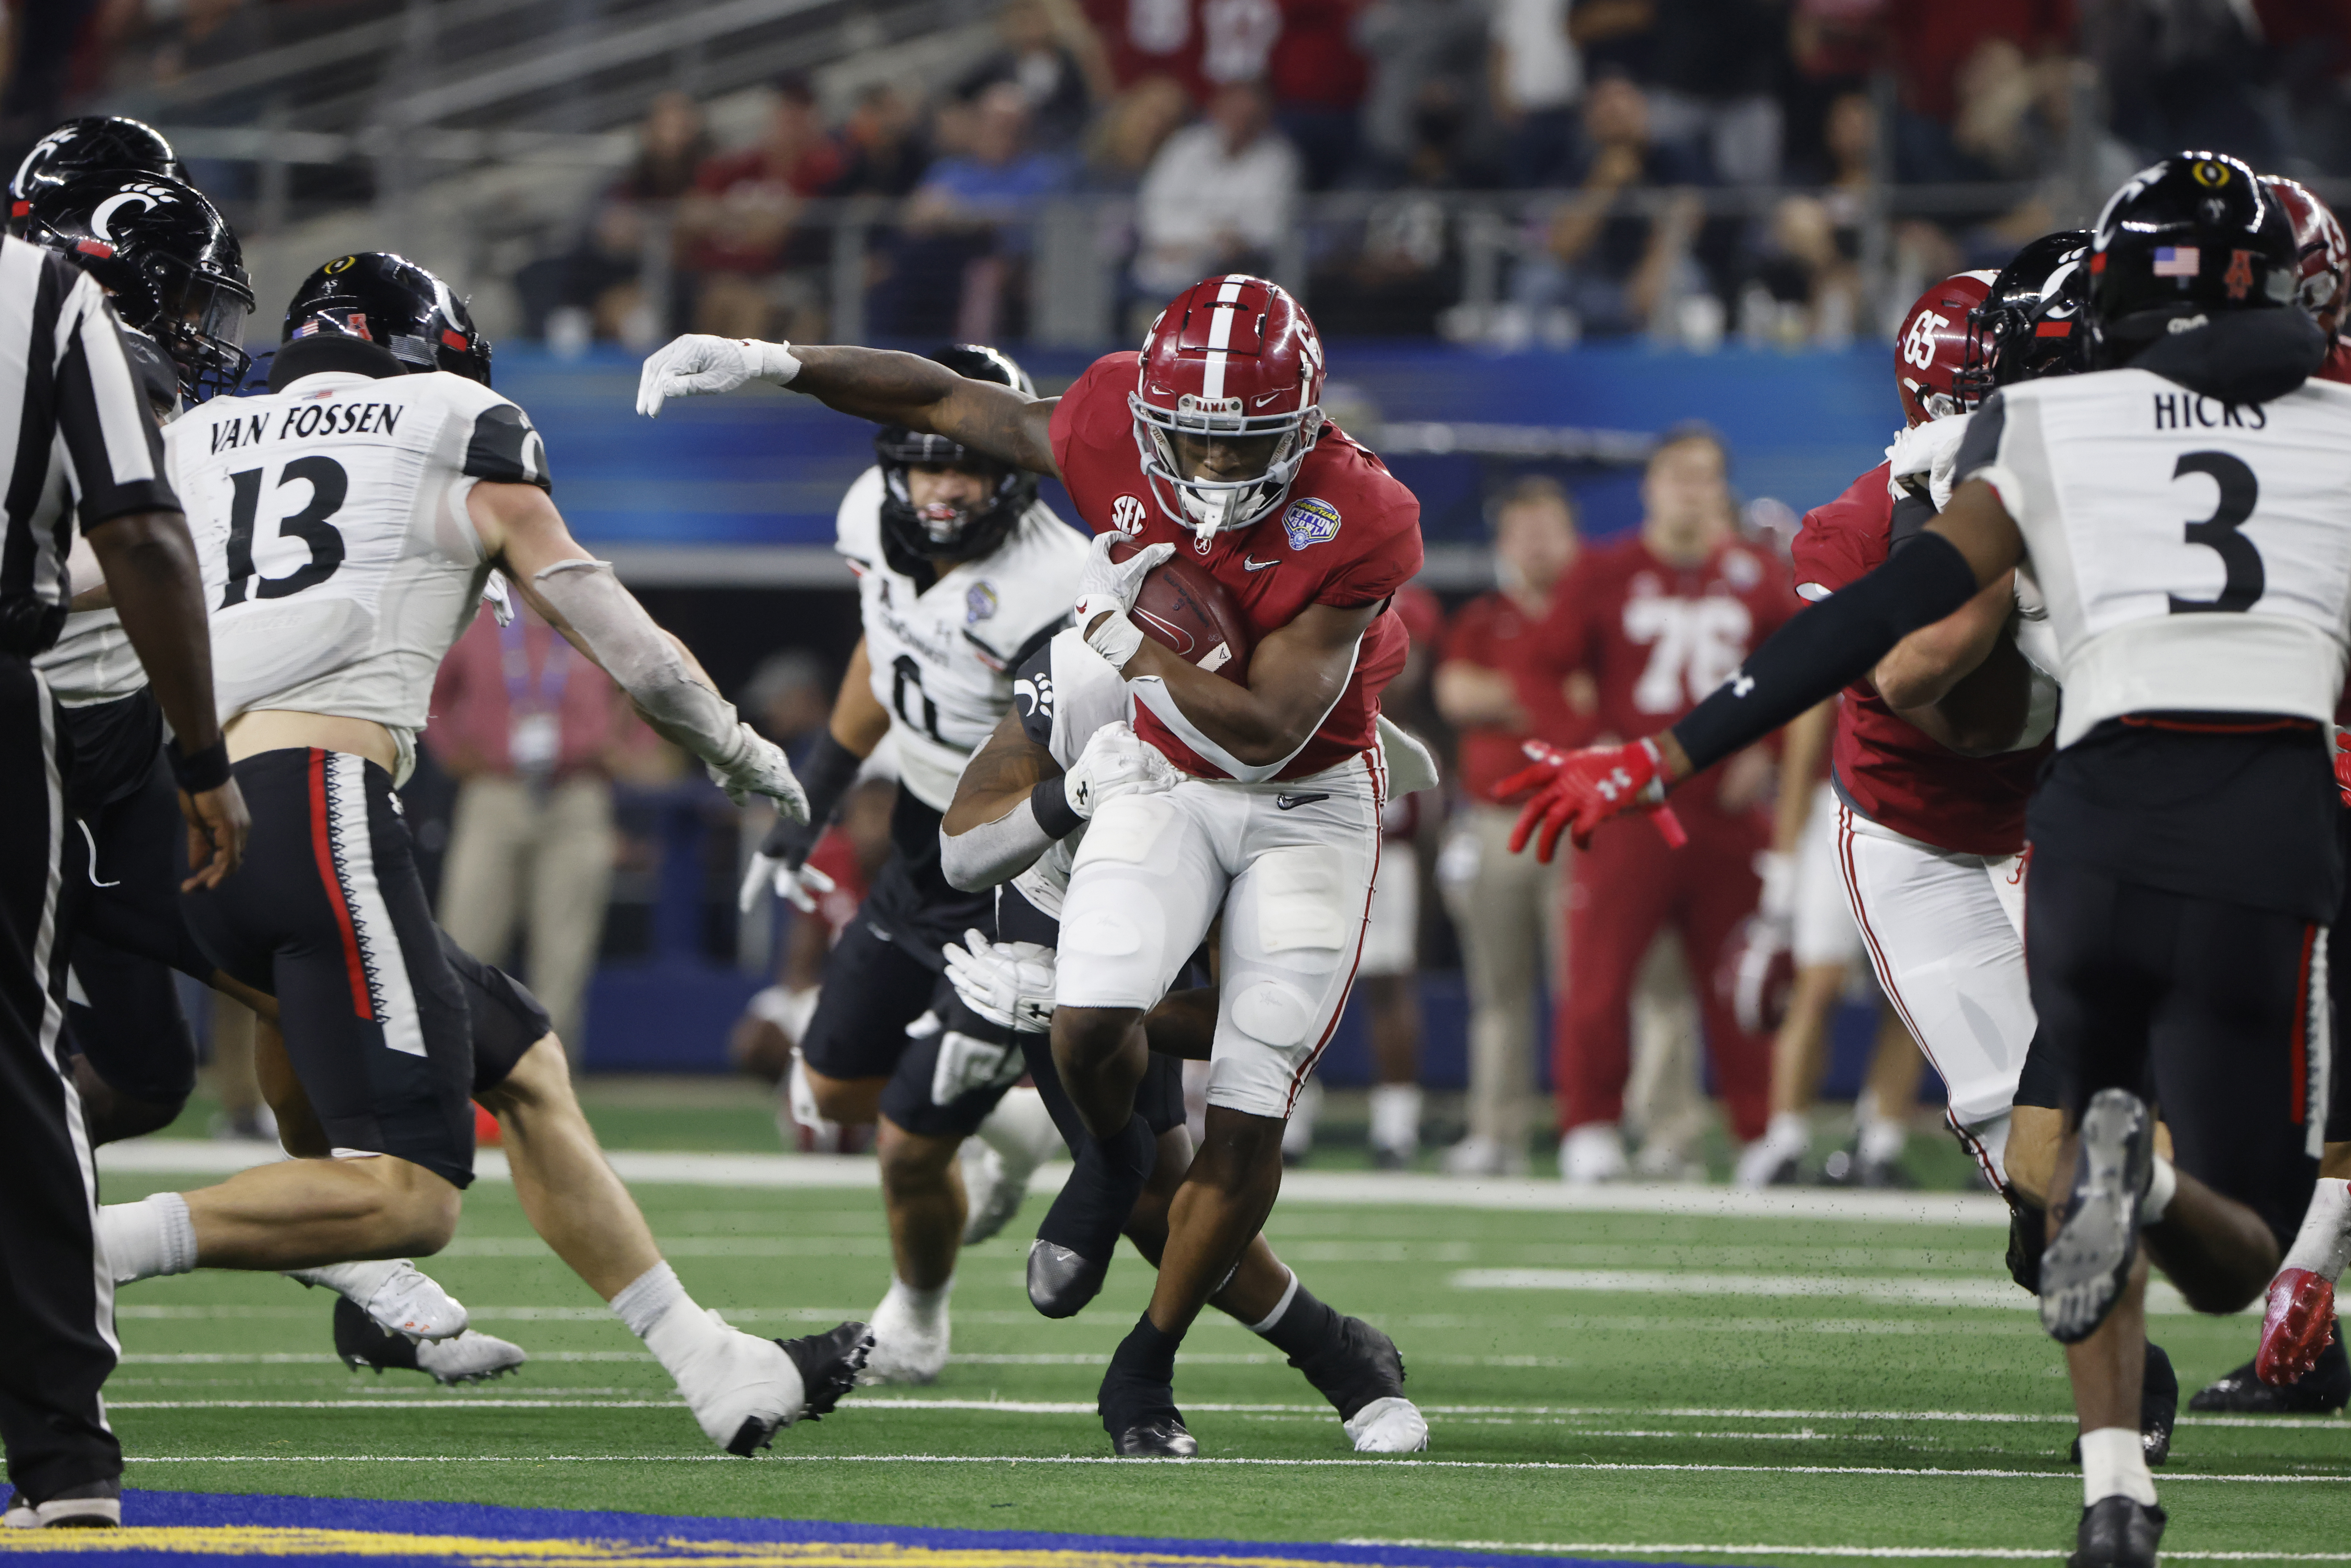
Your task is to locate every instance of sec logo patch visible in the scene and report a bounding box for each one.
[1111,495,1148,535]
[1282,497,1341,550]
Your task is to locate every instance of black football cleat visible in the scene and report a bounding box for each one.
[2188,1334,2350,1414]
[2069,1342,2176,1467]
[1027,1239,1110,1319]
[1113,1417,1198,1457]
[2040,1089,2153,1344]
[778,1321,872,1426]
[1290,1313,1406,1418]
[2067,1496,2164,1568]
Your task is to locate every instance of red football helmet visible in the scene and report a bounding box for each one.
[1894,270,1997,427]
[1129,274,1327,539]
[2263,175,2347,343]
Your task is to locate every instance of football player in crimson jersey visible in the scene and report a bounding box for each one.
[639,274,1424,1457]
[1520,425,1791,1181]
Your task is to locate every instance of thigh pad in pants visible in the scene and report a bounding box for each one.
[1054,790,1226,1013]
[1211,827,1375,1120]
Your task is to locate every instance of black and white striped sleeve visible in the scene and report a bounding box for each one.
[50,267,177,533]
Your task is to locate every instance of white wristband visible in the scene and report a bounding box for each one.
[745,339,803,387]
[1077,599,1145,669]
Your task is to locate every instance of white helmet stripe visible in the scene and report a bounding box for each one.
[1200,274,1247,402]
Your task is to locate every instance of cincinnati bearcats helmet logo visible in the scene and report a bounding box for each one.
[89,183,171,241]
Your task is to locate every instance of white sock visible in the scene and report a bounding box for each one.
[1854,1091,1907,1165]
[1369,1084,1423,1153]
[612,1261,731,1385]
[97,1192,196,1285]
[1764,1110,1810,1156]
[883,1273,952,1326]
[974,1088,1059,1179]
[2140,1156,2179,1228]
[1246,1269,1301,1336]
[2078,1424,2157,1507]
[2282,1177,2351,1279]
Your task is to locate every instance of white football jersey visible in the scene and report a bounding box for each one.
[1962,369,2351,746]
[835,465,1088,812]
[164,360,550,780]
[1008,627,1132,919]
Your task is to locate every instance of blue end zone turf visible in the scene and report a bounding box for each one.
[0,1489,1731,1565]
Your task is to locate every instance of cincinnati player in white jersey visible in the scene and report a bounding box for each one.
[90,253,870,1457]
[931,626,1432,1451]
[1509,153,2347,1567]
[733,345,1086,1385]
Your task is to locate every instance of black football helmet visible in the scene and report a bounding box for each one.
[2087,151,2299,365]
[875,344,1039,575]
[118,326,182,423]
[22,171,252,402]
[7,117,181,237]
[283,252,492,385]
[1958,230,2091,401]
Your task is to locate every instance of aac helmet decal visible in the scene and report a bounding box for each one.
[2192,160,2232,189]
[325,255,357,274]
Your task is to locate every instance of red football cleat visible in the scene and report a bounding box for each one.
[2255,1267,2338,1386]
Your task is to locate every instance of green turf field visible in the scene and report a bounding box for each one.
[90,1131,2350,1565]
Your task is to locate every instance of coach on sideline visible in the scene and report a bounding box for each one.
[0,237,245,1528]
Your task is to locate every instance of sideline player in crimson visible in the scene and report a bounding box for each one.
[1522,426,1788,1182]
[639,274,1424,1456]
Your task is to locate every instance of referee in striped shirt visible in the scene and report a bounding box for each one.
[0,233,244,1527]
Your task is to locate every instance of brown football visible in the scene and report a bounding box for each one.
[1107,537,1253,682]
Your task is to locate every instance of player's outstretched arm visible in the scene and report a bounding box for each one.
[90,507,249,888]
[469,480,809,821]
[1506,479,2026,860]
[636,336,1061,481]
[1118,600,1381,776]
[939,711,1177,892]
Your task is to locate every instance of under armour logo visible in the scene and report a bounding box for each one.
[1731,673,1756,698]
[1594,767,1635,803]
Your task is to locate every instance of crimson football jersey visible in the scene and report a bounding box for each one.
[1530,533,1794,814]
[1048,351,1423,782]
[1791,461,2046,857]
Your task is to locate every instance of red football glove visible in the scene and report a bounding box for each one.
[1498,737,1675,863]
[2334,733,2351,809]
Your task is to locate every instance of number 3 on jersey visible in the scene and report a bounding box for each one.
[220,455,348,608]
[2166,451,2263,615]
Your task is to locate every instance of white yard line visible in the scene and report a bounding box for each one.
[1354,1542,2351,1562]
[112,1453,2342,1480]
[1452,1269,2211,1317]
[93,1141,2009,1223]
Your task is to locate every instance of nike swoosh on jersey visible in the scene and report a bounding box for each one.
[1274,793,1330,810]
[1244,556,1280,572]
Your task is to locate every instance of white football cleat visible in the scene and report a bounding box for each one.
[287,1258,466,1341]
[335,1297,523,1385]
[1344,1396,1431,1453]
[859,1283,950,1385]
[1558,1124,1628,1186]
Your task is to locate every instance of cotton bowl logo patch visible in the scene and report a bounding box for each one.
[1282,497,1341,550]
[966,582,999,624]
[1111,495,1148,536]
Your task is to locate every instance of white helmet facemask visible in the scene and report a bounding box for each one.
[1129,390,1320,541]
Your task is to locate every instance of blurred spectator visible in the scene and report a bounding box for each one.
[1434,478,1583,1178]
[742,650,834,750]
[2257,0,2351,175]
[1268,0,1372,189]
[1202,0,1282,87]
[1884,0,2073,185]
[1634,0,1792,186]
[516,93,711,347]
[958,0,1110,149]
[621,90,714,201]
[428,603,666,1060]
[882,82,1073,338]
[834,85,931,198]
[1084,0,1208,97]
[1510,74,1708,339]
[1491,0,1582,187]
[1355,0,1490,171]
[1745,90,1873,345]
[2087,0,2278,169]
[676,75,844,341]
[1083,73,1193,190]
[1309,79,1475,335]
[1132,79,1300,298]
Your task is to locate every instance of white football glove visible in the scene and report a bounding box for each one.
[1063,720,1179,818]
[636,335,803,417]
[941,928,1057,1032]
[737,851,837,915]
[707,723,811,819]
[1072,532,1173,668]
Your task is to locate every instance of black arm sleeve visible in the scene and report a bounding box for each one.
[1669,530,1981,774]
[54,280,177,530]
[756,728,864,865]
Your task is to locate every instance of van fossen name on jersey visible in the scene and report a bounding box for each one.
[206,401,404,455]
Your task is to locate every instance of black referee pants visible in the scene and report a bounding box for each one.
[0,655,118,1500]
